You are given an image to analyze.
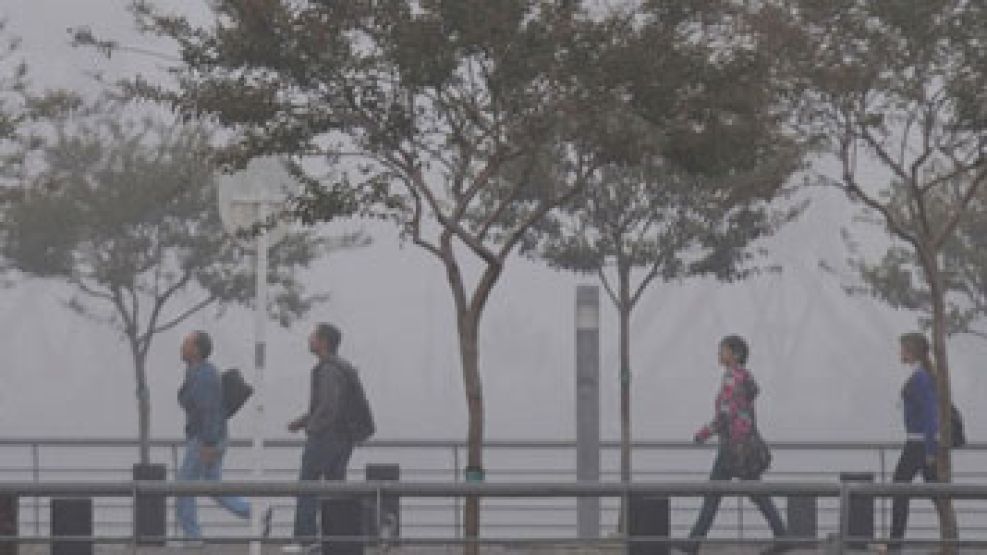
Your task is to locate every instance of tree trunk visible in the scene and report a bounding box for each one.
[132,347,152,465]
[618,263,632,534]
[458,310,484,555]
[437,240,492,555]
[436,231,504,554]
[922,251,958,554]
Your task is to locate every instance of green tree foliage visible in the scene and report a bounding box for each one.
[0,19,26,150]
[540,156,799,502]
[537,3,805,526]
[758,0,987,547]
[118,1,651,541]
[848,186,987,340]
[0,19,82,199]
[0,101,332,463]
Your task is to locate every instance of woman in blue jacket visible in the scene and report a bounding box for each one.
[889,332,940,551]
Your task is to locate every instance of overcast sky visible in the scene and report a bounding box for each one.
[1,1,985,449]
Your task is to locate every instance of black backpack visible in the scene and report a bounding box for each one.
[340,365,375,443]
[221,368,254,419]
[951,404,966,448]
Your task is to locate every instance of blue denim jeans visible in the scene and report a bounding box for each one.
[176,439,251,538]
[293,435,353,540]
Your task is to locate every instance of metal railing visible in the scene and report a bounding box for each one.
[1,437,986,542]
[2,480,987,551]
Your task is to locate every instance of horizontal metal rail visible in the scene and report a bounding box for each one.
[0,480,985,550]
[1,478,984,500]
[0,479,845,497]
[4,437,986,540]
[2,437,986,449]
[850,483,987,499]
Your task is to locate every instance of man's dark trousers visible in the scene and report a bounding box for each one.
[293,436,354,540]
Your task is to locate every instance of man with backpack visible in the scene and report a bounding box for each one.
[283,322,375,553]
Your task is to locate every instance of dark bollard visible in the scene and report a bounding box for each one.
[133,463,167,545]
[840,472,875,549]
[787,495,817,545]
[364,464,400,540]
[0,494,17,555]
[51,498,93,555]
[627,494,670,555]
[321,497,364,555]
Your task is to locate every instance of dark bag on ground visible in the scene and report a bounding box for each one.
[951,404,966,448]
[727,428,772,479]
[221,368,254,418]
[340,366,375,443]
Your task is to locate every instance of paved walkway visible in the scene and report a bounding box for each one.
[10,543,964,554]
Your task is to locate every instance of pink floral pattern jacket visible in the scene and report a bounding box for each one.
[694,365,758,443]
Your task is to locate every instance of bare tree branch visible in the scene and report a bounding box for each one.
[148,295,218,337]
[407,185,443,259]
[841,117,920,249]
[932,169,987,251]
[922,157,984,195]
[597,266,619,307]
[497,155,597,263]
[69,277,116,303]
[858,122,914,187]
[138,269,194,347]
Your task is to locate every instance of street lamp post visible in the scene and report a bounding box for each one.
[217,157,296,555]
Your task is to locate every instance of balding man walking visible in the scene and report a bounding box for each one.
[175,330,270,544]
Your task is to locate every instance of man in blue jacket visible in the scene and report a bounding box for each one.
[176,330,269,542]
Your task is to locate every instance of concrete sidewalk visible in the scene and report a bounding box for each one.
[10,544,958,554]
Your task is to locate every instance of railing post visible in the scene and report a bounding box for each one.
[376,486,383,550]
[365,464,399,541]
[51,497,93,555]
[627,490,669,555]
[838,482,849,555]
[32,442,40,535]
[170,443,179,540]
[132,463,166,546]
[0,492,17,555]
[878,447,887,537]
[839,472,875,549]
[737,497,744,540]
[131,482,138,554]
[787,494,817,544]
[453,444,461,539]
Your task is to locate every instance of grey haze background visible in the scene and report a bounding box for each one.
[1,0,984,449]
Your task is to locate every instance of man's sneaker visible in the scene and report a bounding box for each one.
[261,506,274,538]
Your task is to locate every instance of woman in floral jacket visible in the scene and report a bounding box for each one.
[679,335,790,554]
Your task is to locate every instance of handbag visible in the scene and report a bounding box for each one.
[951,404,966,448]
[727,427,772,479]
[725,370,772,478]
[221,368,254,418]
